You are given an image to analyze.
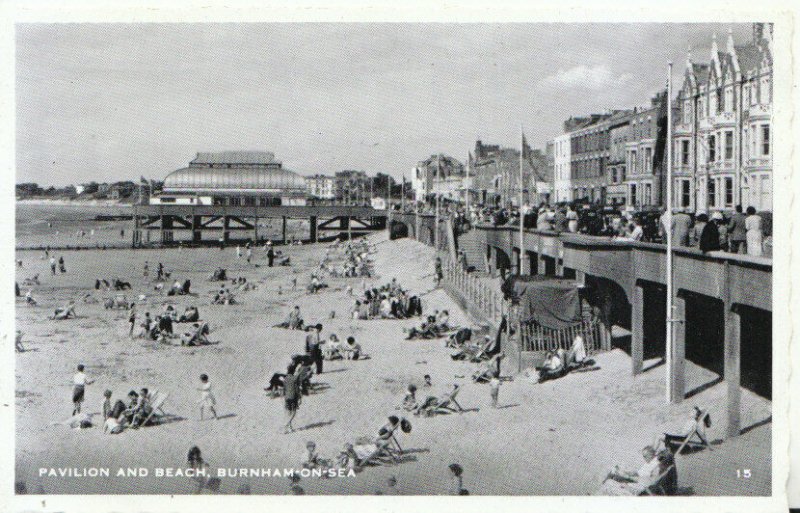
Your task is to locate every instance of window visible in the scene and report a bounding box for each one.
[243,196,256,207]
[750,124,757,155]
[725,131,734,160]
[725,177,734,206]
[645,148,652,173]
[681,179,691,208]
[761,125,770,155]
[708,135,716,162]
[681,140,690,165]
[630,184,637,206]
[643,183,652,206]
[708,179,716,207]
[230,196,242,207]
[630,151,637,174]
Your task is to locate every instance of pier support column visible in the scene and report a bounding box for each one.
[192,215,202,242]
[253,216,259,243]
[631,283,644,375]
[537,239,546,275]
[670,294,686,403]
[310,216,318,243]
[724,304,742,438]
[282,216,288,244]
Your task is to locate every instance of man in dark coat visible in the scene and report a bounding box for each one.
[728,205,748,254]
[699,218,721,254]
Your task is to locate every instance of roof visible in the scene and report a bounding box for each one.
[691,63,710,86]
[735,43,762,73]
[163,166,307,192]
[190,151,281,166]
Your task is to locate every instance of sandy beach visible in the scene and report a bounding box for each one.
[15,233,771,495]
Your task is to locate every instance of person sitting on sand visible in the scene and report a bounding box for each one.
[25,289,38,306]
[180,323,210,346]
[296,358,314,396]
[538,350,565,383]
[597,446,663,496]
[178,306,200,323]
[323,334,343,360]
[265,371,287,397]
[401,384,418,411]
[275,306,304,330]
[436,310,451,331]
[52,301,76,320]
[52,412,94,429]
[341,336,364,360]
[566,335,587,368]
[302,441,321,469]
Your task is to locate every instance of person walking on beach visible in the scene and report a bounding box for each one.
[434,257,443,288]
[283,363,301,433]
[198,374,218,420]
[143,261,149,278]
[58,256,66,274]
[157,262,164,281]
[219,236,224,251]
[306,324,323,374]
[246,245,252,264]
[49,256,56,276]
[236,245,242,259]
[267,246,275,267]
[448,464,466,495]
[128,305,137,337]
[71,364,94,415]
[489,371,500,408]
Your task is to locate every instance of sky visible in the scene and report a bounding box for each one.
[16,23,755,186]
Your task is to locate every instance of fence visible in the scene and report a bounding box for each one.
[517,318,604,354]
[442,259,505,325]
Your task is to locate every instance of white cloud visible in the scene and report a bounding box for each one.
[540,64,633,90]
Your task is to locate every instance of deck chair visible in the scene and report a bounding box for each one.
[141,392,170,426]
[642,465,676,496]
[669,410,712,455]
[469,338,496,362]
[433,387,464,414]
[355,437,402,468]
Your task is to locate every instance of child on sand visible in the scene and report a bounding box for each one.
[71,364,94,415]
[489,372,500,408]
[198,374,218,420]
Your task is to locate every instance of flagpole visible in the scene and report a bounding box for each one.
[465,153,471,213]
[435,154,441,251]
[401,175,405,212]
[519,125,525,266]
[666,62,675,403]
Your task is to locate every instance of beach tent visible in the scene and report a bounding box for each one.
[501,275,582,330]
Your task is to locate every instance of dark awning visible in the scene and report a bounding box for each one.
[502,275,582,330]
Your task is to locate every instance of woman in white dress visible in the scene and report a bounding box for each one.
[566,206,579,233]
[745,206,763,257]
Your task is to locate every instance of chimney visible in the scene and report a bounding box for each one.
[726,27,735,54]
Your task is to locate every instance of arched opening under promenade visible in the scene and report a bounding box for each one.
[389,220,409,240]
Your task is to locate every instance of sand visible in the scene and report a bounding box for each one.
[14,233,771,495]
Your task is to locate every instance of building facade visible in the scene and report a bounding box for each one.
[606,112,633,206]
[411,154,465,201]
[624,93,669,209]
[569,114,612,204]
[673,24,773,212]
[305,174,335,200]
[553,133,572,203]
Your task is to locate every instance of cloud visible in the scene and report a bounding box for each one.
[540,64,633,90]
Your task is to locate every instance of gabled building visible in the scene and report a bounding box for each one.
[673,23,773,212]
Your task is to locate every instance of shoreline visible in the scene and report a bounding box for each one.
[16,198,130,208]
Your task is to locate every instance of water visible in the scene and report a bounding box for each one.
[15,202,313,249]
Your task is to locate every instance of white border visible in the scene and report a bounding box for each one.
[0,2,795,512]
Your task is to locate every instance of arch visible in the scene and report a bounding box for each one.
[389,220,409,240]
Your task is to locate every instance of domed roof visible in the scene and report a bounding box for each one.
[163,166,307,192]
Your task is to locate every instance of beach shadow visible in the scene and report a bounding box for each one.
[321,368,347,374]
[308,384,332,394]
[740,415,772,435]
[16,348,40,353]
[496,403,520,409]
[215,413,237,421]
[148,414,187,427]
[295,419,335,431]
[684,376,724,399]
[642,358,665,373]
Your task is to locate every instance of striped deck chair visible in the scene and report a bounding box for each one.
[142,392,170,427]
